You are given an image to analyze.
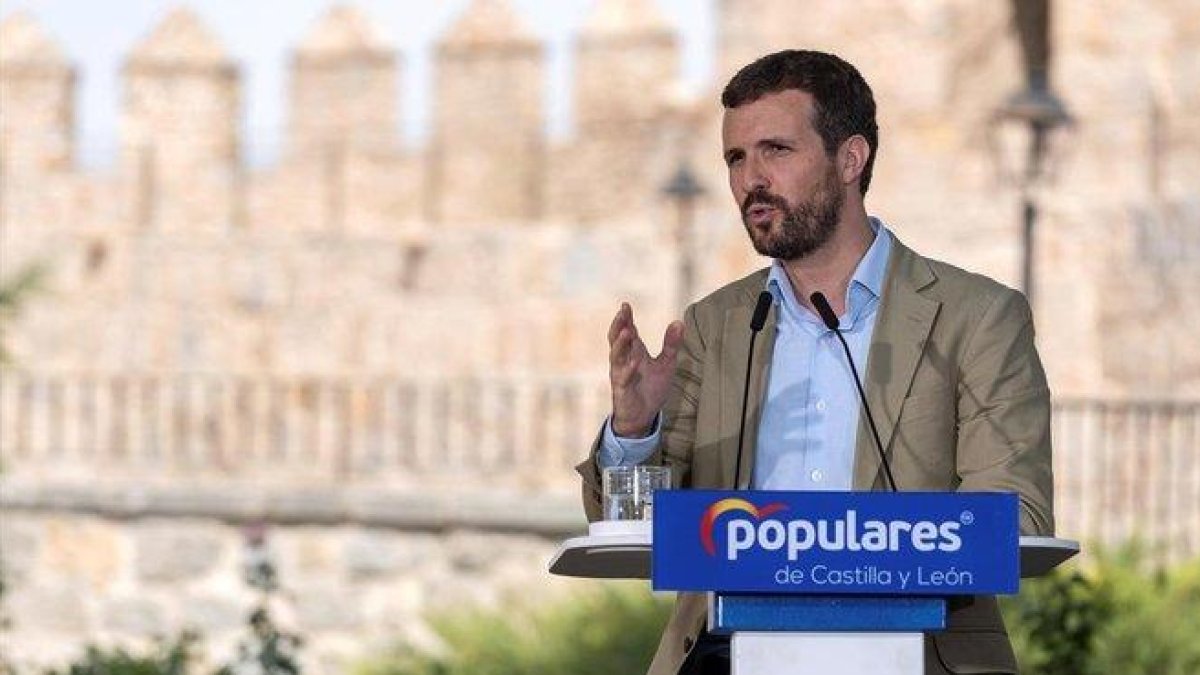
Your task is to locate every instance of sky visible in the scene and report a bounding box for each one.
[0,0,715,166]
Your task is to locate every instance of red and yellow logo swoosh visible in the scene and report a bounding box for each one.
[699,498,788,556]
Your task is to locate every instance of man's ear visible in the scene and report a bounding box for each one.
[839,135,871,187]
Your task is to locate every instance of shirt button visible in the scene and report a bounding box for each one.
[815,399,827,412]
[811,469,824,482]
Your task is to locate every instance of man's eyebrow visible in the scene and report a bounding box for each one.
[757,136,796,147]
[724,136,798,162]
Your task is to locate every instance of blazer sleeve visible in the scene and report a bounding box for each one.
[956,288,1055,536]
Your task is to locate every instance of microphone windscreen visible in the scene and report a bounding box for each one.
[750,291,773,331]
[810,292,840,331]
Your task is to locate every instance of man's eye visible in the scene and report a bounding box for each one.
[768,144,791,154]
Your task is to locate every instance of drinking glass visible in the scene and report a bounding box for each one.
[602,465,671,521]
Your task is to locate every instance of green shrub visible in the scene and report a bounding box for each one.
[215,607,303,675]
[1001,547,1200,675]
[1000,567,1113,673]
[354,582,670,675]
[0,261,47,364]
[1085,554,1200,675]
[44,632,200,675]
[357,550,1199,675]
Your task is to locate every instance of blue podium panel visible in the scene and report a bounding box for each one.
[709,594,947,634]
[653,491,1019,595]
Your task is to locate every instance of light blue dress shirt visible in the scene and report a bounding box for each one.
[599,219,893,491]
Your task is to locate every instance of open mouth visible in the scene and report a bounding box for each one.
[745,204,777,224]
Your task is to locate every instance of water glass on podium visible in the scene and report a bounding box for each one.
[602,466,671,521]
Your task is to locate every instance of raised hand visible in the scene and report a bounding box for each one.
[608,303,685,438]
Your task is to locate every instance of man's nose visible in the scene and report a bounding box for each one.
[741,157,770,194]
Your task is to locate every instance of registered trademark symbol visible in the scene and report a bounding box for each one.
[960,510,975,525]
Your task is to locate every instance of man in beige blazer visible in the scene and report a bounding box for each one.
[576,50,1053,675]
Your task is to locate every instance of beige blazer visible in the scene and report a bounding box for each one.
[576,237,1055,675]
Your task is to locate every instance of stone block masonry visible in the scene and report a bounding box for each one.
[1,0,1197,394]
[0,507,580,674]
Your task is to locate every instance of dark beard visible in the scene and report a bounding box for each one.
[741,166,843,261]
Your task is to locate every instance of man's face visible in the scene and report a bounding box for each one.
[721,89,844,261]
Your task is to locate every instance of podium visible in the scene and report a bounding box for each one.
[550,491,1079,675]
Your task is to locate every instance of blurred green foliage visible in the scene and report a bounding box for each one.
[25,549,1200,675]
[0,570,13,675]
[354,582,671,675]
[0,262,47,364]
[1001,565,1114,673]
[361,550,1199,675]
[214,525,304,675]
[42,633,200,675]
[1002,547,1200,675]
[214,607,303,675]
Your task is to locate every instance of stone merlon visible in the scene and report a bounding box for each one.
[294,5,393,62]
[438,0,539,53]
[0,11,71,69]
[0,12,75,171]
[288,5,399,153]
[125,7,234,72]
[580,0,673,41]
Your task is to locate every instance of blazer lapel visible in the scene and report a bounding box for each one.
[853,239,941,490]
[720,294,778,489]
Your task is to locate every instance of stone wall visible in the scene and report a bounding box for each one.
[1,505,578,674]
[2,0,1196,392]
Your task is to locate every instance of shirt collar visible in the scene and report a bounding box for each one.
[853,217,892,299]
[765,217,893,322]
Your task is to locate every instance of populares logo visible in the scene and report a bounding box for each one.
[700,499,966,561]
[699,498,788,556]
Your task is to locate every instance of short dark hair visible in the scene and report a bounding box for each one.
[721,50,879,194]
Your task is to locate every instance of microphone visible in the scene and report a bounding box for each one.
[810,292,898,492]
[734,291,774,489]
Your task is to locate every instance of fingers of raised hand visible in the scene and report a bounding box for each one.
[607,302,632,346]
[657,320,685,363]
[609,327,634,367]
[611,325,650,367]
[611,344,642,389]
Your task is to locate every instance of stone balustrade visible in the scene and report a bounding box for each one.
[0,370,608,489]
[2,370,1198,560]
[1052,397,1200,563]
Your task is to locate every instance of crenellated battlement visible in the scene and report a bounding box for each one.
[0,0,691,231]
[0,0,1197,394]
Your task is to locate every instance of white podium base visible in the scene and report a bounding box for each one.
[732,632,923,675]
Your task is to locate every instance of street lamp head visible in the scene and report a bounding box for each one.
[995,85,1072,131]
[989,84,1075,188]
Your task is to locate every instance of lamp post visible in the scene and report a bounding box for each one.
[663,162,706,310]
[990,0,1072,308]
